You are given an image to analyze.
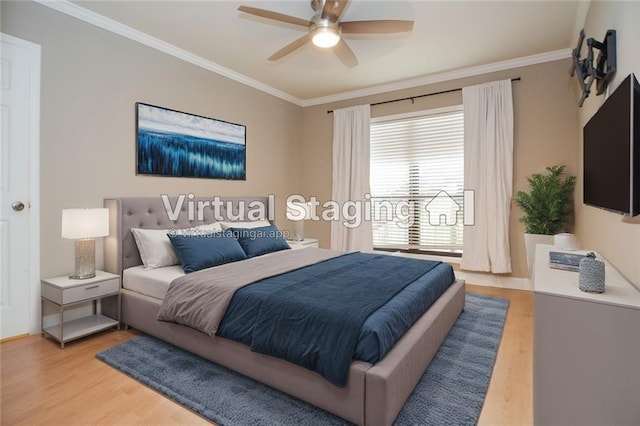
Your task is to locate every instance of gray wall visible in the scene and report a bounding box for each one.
[574,0,640,287]
[9,1,637,285]
[299,59,580,278]
[1,1,304,277]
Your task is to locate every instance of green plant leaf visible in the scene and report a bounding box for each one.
[514,164,576,235]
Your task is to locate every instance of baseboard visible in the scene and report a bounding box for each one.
[0,333,30,343]
[388,251,530,291]
[453,270,531,291]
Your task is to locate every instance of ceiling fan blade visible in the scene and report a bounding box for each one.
[334,39,358,68]
[268,33,312,61]
[321,0,349,23]
[238,6,311,28]
[341,20,414,34]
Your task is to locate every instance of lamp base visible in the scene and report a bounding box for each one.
[293,221,304,242]
[70,239,96,280]
[69,272,96,280]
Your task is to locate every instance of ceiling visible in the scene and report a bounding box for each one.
[68,1,586,104]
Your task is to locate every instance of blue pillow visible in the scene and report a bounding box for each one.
[230,225,291,258]
[168,231,247,273]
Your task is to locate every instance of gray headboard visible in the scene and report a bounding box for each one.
[104,196,271,277]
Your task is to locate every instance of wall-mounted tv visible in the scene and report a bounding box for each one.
[583,73,639,216]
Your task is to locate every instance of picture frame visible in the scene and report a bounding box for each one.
[136,102,246,180]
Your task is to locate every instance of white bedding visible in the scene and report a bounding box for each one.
[123,248,289,300]
[123,265,185,300]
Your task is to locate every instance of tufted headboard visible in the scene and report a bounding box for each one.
[104,196,271,277]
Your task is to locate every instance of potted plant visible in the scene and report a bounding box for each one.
[515,164,576,276]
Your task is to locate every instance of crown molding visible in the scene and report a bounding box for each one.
[36,0,572,109]
[300,48,572,107]
[34,0,303,106]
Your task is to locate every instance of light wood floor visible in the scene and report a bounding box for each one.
[1,284,532,425]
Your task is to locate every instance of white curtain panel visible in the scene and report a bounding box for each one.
[461,79,514,273]
[330,104,373,252]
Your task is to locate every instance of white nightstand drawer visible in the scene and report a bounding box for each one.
[42,277,120,305]
[64,278,119,304]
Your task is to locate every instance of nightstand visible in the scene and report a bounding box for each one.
[288,238,319,250]
[41,271,120,348]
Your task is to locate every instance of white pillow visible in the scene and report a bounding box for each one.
[131,222,223,269]
[219,220,271,230]
[131,228,178,270]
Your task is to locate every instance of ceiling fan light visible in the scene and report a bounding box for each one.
[312,27,340,48]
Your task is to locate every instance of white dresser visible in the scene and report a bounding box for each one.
[533,244,640,425]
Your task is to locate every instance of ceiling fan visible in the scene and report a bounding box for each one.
[238,0,414,68]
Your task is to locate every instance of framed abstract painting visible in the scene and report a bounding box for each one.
[136,103,246,180]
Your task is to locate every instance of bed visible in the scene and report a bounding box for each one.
[103,196,465,426]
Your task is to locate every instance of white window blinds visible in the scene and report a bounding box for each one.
[370,106,464,252]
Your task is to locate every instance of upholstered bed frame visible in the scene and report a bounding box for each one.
[103,197,465,426]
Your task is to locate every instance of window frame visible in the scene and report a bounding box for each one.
[370,105,464,256]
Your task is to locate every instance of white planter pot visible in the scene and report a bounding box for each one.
[524,233,554,278]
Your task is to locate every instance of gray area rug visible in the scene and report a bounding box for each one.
[97,293,508,425]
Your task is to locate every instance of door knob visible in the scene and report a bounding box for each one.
[12,201,25,211]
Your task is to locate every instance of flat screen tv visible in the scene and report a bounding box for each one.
[583,73,639,216]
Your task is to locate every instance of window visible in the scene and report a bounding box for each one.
[369,106,464,253]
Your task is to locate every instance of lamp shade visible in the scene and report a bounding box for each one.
[61,208,109,239]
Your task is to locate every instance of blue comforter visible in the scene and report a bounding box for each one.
[219,252,444,387]
[218,261,454,364]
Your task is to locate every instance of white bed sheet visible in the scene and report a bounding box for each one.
[123,265,185,300]
[123,249,295,300]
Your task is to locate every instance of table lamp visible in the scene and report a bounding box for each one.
[286,201,312,241]
[61,208,109,279]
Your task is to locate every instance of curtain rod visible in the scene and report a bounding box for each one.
[326,77,521,114]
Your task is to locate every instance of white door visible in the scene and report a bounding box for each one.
[0,34,40,339]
